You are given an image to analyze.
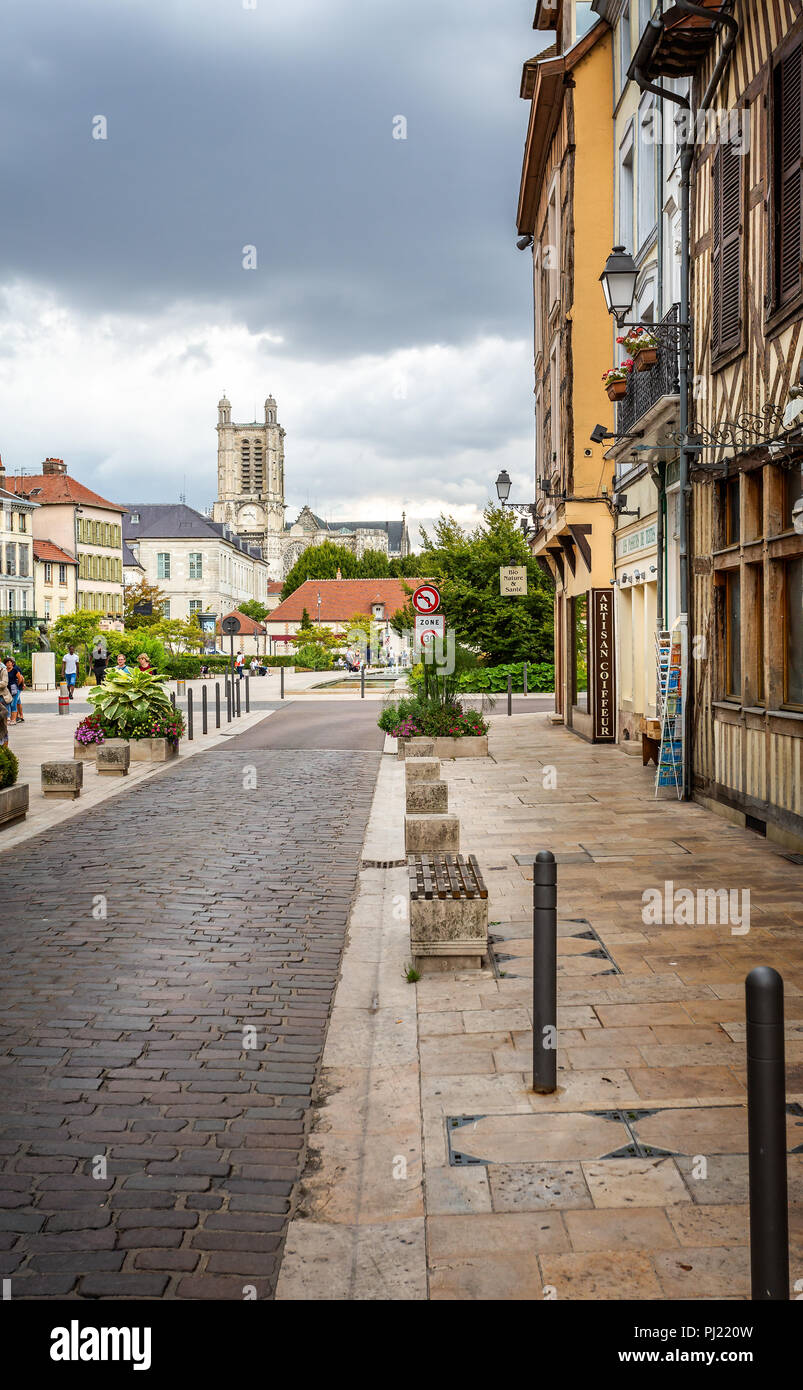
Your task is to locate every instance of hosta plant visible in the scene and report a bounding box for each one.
[86,670,177,741]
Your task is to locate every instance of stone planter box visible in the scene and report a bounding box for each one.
[42,761,83,800]
[128,738,179,762]
[432,736,489,759]
[0,782,28,828]
[74,742,99,761]
[397,737,436,761]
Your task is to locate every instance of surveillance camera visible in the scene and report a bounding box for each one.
[516,234,534,251]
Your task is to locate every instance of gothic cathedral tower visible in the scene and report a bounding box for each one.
[212,393,286,577]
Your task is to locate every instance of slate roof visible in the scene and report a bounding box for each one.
[285,511,407,551]
[124,504,263,561]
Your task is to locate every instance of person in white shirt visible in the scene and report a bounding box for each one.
[61,645,80,700]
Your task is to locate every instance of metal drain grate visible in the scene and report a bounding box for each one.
[361,858,408,869]
[488,917,621,979]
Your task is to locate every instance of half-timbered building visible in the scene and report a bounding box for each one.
[636,0,803,848]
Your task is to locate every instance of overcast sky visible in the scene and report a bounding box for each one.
[0,0,547,540]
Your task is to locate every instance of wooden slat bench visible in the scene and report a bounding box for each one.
[407,854,488,973]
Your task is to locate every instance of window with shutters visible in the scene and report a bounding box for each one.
[711,135,743,360]
[773,44,803,312]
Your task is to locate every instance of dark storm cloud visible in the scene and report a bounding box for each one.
[0,0,542,358]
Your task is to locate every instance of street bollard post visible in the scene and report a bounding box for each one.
[523,661,528,696]
[532,850,557,1094]
[361,665,365,699]
[746,966,789,1300]
[202,685,208,735]
[507,673,512,717]
[215,682,221,729]
[245,676,250,713]
[170,691,176,708]
[236,680,241,718]
[280,666,285,700]
[187,689,193,740]
[226,680,231,723]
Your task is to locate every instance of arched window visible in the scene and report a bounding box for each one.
[253,443,264,491]
[241,441,251,492]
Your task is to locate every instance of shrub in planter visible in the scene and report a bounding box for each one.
[127,710,186,743]
[86,669,178,740]
[0,746,19,789]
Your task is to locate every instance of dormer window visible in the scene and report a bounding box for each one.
[130,512,140,524]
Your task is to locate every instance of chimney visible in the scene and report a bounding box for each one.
[42,458,67,475]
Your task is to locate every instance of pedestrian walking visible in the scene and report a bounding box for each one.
[91,639,107,686]
[4,658,24,724]
[235,652,244,680]
[61,644,80,699]
[0,661,11,745]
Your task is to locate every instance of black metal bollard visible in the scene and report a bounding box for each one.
[202,685,208,735]
[746,966,789,1300]
[170,691,176,708]
[236,680,241,718]
[361,665,365,699]
[532,850,557,1094]
[523,661,528,697]
[507,673,512,716]
[187,689,193,740]
[215,682,221,729]
[245,676,250,713]
[226,680,231,723]
[280,666,285,700]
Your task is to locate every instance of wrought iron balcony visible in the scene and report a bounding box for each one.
[617,303,682,437]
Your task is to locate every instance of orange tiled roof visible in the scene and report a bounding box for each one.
[217,609,266,636]
[33,540,78,566]
[8,473,126,513]
[268,577,424,623]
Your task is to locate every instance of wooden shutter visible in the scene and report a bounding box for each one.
[712,139,743,356]
[777,45,803,307]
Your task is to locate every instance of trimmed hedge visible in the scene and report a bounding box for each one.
[455,661,554,693]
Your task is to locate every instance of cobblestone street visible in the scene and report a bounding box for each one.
[0,719,381,1299]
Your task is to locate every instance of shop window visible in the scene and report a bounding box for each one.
[573,594,589,711]
[784,557,803,707]
[784,466,803,530]
[725,570,741,699]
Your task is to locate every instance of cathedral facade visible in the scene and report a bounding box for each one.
[212,394,411,579]
[212,394,286,576]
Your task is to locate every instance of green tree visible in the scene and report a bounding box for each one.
[357,548,390,578]
[414,506,554,665]
[281,542,360,599]
[124,578,168,628]
[150,616,206,656]
[238,599,269,623]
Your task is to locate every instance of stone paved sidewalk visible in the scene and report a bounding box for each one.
[277,712,803,1300]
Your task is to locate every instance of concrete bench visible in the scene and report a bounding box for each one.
[406,780,448,814]
[41,761,83,800]
[408,853,489,973]
[404,757,440,784]
[398,737,435,761]
[404,812,459,854]
[96,741,130,777]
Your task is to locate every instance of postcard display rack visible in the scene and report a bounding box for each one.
[654,621,687,799]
